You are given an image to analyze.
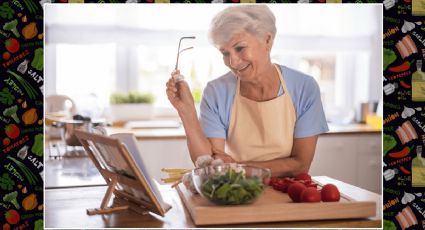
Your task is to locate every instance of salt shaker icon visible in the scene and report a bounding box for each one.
[17,59,29,74]
[384,168,398,181]
[17,145,28,160]
[384,82,398,95]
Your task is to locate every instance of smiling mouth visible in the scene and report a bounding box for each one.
[236,64,250,73]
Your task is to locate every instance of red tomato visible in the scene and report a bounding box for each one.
[294,172,312,182]
[4,209,20,225]
[3,138,10,146]
[4,38,20,53]
[301,187,321,202]
[303,179,317,187]
[5,124,20,139]
[269,177,277,184]
[321,184,340,202]
[3,223,10,230]
[283,177,295,183]
[2,52,10,60]
[288,182,306,202]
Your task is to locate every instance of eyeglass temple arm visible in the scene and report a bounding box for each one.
[175,36,196,70]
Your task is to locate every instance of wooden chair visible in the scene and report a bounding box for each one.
[74,130,171,217]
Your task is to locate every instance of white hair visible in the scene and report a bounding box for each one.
[209,5,276,47]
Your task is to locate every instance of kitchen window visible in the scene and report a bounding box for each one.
[54,44,116,118]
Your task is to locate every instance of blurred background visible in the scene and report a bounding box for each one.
[45,4,382,123]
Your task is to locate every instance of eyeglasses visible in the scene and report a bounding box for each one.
[174,36,196,71]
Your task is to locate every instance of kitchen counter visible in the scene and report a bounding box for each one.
[105,122,381,140]
[326,123,381,134]
[45,176,381,228]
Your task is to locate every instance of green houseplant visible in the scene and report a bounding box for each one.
[110,92,155,104]
[109,91,155,121]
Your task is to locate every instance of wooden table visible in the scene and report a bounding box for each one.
[45,176,382,228]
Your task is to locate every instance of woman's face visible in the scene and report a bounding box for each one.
[219,31,272,81]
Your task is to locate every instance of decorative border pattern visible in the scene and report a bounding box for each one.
[1,0,411,229]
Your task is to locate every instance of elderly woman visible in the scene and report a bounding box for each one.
[166,5,328,177]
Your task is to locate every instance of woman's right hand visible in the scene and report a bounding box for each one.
[166,70,196,115]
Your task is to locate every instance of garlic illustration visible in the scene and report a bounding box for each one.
[415,193,422,197]
[401,191,416,204]
[384,168,398,181]
[384,82,398,95]
[401,106,416,119]
[401,20,416,33]
[384,0,397,10]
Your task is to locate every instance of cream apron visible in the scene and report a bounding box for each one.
[227,64,296,162]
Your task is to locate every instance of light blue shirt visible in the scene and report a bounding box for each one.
[199,64,329,139]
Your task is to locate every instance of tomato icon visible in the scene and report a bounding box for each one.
[4,38,20,53]
[5,124,20,139]
[5,209,20,225]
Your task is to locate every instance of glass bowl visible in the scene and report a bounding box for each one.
[192,163,271,205]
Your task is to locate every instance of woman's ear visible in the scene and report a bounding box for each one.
[264,33,273,51]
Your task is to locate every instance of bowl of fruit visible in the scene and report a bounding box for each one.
[192,163,271,205]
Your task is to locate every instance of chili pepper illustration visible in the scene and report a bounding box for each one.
[400,166,411,174]
[388,146,411,158]
[400,80,411,89]
[389,61,411,72]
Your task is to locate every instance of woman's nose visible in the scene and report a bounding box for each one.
[229,54,242,69]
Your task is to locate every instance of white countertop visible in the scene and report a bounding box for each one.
[106,121,381,140]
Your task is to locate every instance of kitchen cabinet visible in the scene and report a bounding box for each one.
[136,139,193,182]
[309,133,382,194]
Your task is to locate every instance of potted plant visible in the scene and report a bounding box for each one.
[109,91,155,121]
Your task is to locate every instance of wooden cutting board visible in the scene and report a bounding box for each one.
[176,183,376,226]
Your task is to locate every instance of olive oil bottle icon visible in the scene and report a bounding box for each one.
[412,145,425,187]
[412,60,425,101]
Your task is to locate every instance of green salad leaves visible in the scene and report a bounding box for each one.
[201,169,264,205]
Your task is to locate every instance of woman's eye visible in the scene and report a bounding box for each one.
[235,47,245,52]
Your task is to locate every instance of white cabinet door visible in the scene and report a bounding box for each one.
[357,134,382,194]
[136,139,192,182]
[310,133,382,194]
[357,154,382,193]
[310,135,358,186]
